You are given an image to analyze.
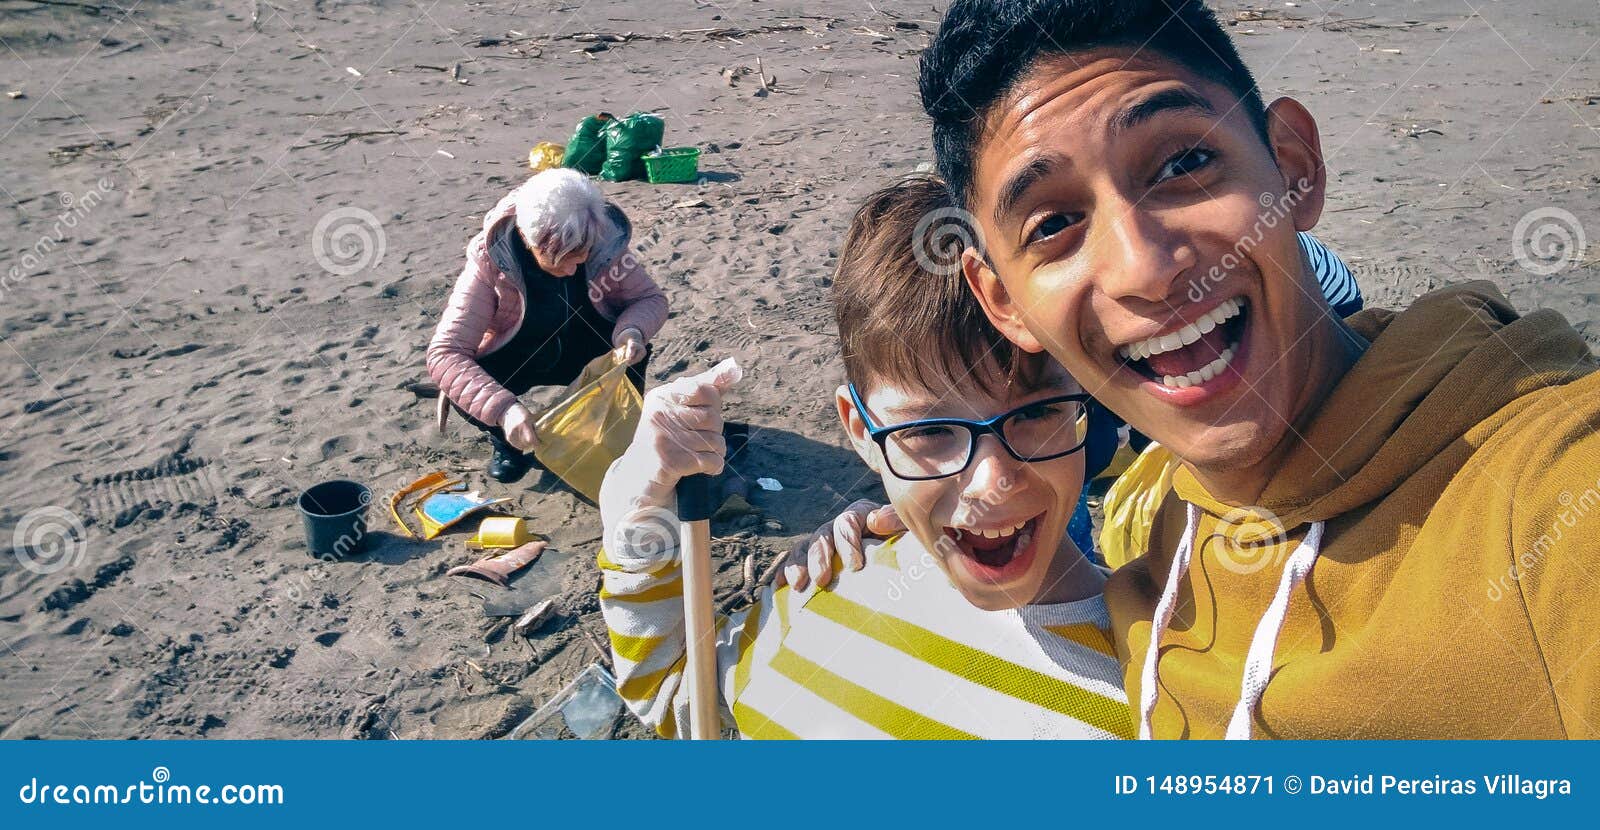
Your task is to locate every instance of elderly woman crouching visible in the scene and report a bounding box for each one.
[428,169,666,483]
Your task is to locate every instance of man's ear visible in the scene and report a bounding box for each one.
[1264,97,1326,232]
[962,246,1046,354]
[835,385,881,472]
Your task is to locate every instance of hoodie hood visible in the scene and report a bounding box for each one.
[1173,281,1596,527]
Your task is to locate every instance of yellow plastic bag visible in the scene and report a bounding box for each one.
[1097,443,1182,570]
[528,141,567,173]
[533,352,642,502]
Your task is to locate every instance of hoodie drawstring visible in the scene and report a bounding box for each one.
[1224,520,1324,738]
[1137,503,1199,740]
[1138,503,1326,740]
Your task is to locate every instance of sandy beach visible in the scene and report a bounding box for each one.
[1,0,1596,738]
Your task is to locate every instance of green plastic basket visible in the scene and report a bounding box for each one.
[643,147,701,184]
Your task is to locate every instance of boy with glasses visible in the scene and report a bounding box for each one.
[595,176,1133,738]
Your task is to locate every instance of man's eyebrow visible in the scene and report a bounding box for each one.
[993,154,1067,227]
[1111,87,1216,135]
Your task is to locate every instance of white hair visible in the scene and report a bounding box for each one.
[512,168,615,260]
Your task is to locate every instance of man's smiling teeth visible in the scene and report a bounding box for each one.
[1118,298,1244,361]
[1162,345,1235,389]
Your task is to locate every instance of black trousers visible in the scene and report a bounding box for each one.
[456,323,651,446]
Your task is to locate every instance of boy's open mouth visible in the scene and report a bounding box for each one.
[1117,298,1249,396]
[943,514,1041,582]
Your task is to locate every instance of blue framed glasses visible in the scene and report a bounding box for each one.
[847,383,1092,481]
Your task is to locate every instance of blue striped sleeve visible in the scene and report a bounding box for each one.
[1299,232,1362,313]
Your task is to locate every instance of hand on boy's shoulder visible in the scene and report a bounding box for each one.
[777,501,905,592]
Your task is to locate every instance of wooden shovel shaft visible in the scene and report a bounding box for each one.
[679,517,720,738]
[677,473,720,739]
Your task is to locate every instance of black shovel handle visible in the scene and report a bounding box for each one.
[676,473,715,522]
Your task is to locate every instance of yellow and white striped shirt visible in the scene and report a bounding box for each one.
[598,532,1134,739]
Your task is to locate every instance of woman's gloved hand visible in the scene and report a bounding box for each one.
[500,403,540,453]
[613,326,647,366]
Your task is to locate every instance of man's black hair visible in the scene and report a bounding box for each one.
[920,0,1270,206]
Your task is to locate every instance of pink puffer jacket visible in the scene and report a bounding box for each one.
[427,184,668,427]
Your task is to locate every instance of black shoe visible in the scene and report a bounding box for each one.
[487,438,534,484]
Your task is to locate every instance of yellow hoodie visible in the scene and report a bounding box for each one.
[1106,283,1600,738]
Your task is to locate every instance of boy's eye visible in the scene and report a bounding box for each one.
[1026,212,1080,245]
[1009,401,1075,426]
[1154,147,1217,183]
[1012,403,1056,422]
[889,424,967,456]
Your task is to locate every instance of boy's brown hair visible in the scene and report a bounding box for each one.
[832,175,1045,398]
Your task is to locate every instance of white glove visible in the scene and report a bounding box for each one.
[500,403,540,453]
[605,359,743,510]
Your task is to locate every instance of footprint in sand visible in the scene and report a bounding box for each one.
[318,436,351,462]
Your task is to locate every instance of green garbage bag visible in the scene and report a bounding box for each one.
[599,112,665,182]
[563,113,613,175]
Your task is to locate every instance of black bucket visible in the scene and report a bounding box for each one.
[297,480,372,559]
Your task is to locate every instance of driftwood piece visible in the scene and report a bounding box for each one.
[581,625,612,669]
[514,599,557,637]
